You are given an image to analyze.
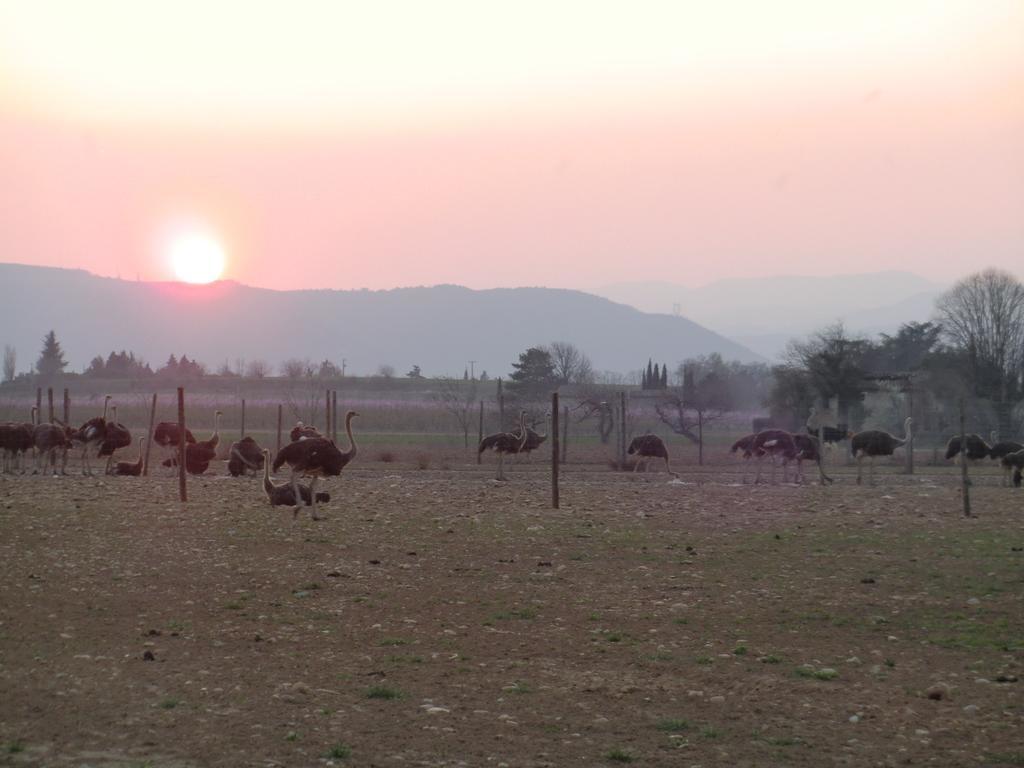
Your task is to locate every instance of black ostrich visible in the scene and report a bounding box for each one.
[751,429,798,484]
[153,420,196,470]
[112,436,144,476]
[273,411,358,520]
[290,422,324,442]
[627,434,679,477]
[98,405,132,474]
[944,433,991,462]
[999,448,1024,488]
[159,410,222,475]
[228,436,265,476]
[32,421,73,475]
[261,449,330,507]
[71,394,111,475]
[517,412,550,461]
[850,417,912,485]
[988,432,1024,486]
[1,407,37,474]
[791,433,833,485]
[730,433,762,483]
[478,410,527,481]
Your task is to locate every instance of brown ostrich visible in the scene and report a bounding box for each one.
[850,417,912,485]
[70,395,111,475]
[228,436,265,476]
[791,433,834,485]
[730,433,762,483]
[261,449,330,507]
[159,410,221,475]
[273,411,358,519]
[152,419,196,469]
[999,447,1024,487]
[988,432,1024,486]
[33,421,74,475]
[1,410,36,474]
[751,429,799,484]
[478,410,528,481]
[627,434,679,478]
[98,405,132,474]
[290,422,324,442]
[112,436,144,476]
[944,433,991,463]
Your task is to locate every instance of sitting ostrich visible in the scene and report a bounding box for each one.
[111,436,144,476]
[478,410,527,481]
[228,436,265,476]
[751,429,799,484]
[261,449,330,507]
[33,421,74,475]
[290,422,324,442]
[159,410,221,475]
[850,417,912,485]
[273,410,358,520]
[98,405,132,474]
[988,432,1024,486]
[71,394,111,476]
[791,433,834,485]
[627,434,679,477]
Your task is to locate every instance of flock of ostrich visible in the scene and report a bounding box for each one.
[2,395,1024,518]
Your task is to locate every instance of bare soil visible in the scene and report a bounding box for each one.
[1,459,1022,767]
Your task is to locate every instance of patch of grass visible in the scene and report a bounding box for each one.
[379,637,407,646]
[795,666,838,681]
[733,645,748,656]
[604,631,625,643]
[696,655,713,665]
[759,655,782,664]
[223,601,244,610]
[284,731,298,742]
[984,754,1024,766]
[673,617,688,625]
[158,697,180,709]
[701,726,721,739]
[325,743,351,759]
[656,718,689,732]
[605,748,635,763]
[7,741,25,754]
[503,680,532,694]
[884,658,896,668]
[366,685,403,700]
[764,736,803,747]
[387,654,424,664]
[492,608,538,621]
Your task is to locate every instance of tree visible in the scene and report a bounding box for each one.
[318,359,342,378]
[548,341,593,386]
[433,378,479,448]
[785,322,870,422]
[281,358,309,379]
[377,364,395,378]
[3,348,16,382]
[407,365,424,379]
[36,330,67,379]
[245,359,271,378]
[645,359,654,390]
[508,346,557,398]
[936,269,1024,433]
[656,364,732,459]
[865,322,943,374]
[660,363,668,388]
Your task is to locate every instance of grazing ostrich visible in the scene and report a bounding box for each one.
[228,436,265,476]
[71,395,111,475]
[730,433,762,483]
[944,433,991,463]
[33,421,74,475]
[478,410,528,481]
[988,432,1024,486]
[112,436,144,476]
[273,410,358,520]
[791,433,834,485]
[98,406,132,474]
[850,417,912,485]
[261,449,330,507]
[751,429,799,484]
[627,434,679,478]
[290,422,324,442]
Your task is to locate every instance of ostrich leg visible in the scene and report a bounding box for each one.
[291,470,303,520]
[856,455,864,485]
[309,476,321,521]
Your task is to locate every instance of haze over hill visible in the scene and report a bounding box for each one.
[0,264,762,379]
[597,271,945,360]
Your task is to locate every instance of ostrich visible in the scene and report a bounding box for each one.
[791,433,834,485]
[517,411,551,461]
[158,410,221,475]
[260,449,330,507]
[153,420,196,469]
[478,410,528,481]
[850,417,912,486]
[290,422,324,442]
[273,410,358,520]
[730,433,762,483]
[33,421,74,475]
[944,433,991,463]
[98,406,132,474]
[112,437,144,476]
[228,436,265,476]
[988,432,1024,486]
[626,434,679,477]
[71,394,111,475]
[751,429,799,484]
[1,417,36,474]
[999,448,1024,488]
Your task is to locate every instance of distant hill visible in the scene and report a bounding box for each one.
[597,271,944,359]
[0,264,762,377]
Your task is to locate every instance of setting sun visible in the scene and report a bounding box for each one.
[169,233,226,284]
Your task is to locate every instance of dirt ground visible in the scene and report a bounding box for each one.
[1,457,1022,767]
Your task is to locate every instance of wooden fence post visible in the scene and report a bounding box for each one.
[697,410,704,466]
[904,386,914,475]
[63,388,70,425]
[142,393,157,477]
[561,404,568,463]
[477,400,484,464]
[960,396,971,517]
[619,391,627,468]
[552,392,560,509]
[240,398,246,438]
[498,378,505,427]
[177,387,187,503]
[36,387,41,420]
[47,387,54,423]
[325,388,332,435]
[332,390,338,442]
[276,404,283,459]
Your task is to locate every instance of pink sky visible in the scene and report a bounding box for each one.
[1,1,1021,291]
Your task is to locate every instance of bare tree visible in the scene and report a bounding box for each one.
[549,341,594,385]
[573,396,615,444]
[434,377,479,448]
[2,345,15,383]
[377,364,396,379]
[936,268,1024,433]
[281,358,310,380]
[655,366,732,463]
[245,359,271,379]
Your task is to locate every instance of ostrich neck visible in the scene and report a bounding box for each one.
[262,454,275,496]
[343,414,357,458]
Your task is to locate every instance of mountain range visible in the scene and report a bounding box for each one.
[596,271,944,359]
[0,263,763,378]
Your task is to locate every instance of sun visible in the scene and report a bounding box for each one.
[169,232,226,284]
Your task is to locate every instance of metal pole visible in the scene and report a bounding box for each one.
[551,392,560,509]
[142,393,157,477]
[177,387,187,503]
[561,404,568,463]
[477,400,484,464]
[960,396,971,517]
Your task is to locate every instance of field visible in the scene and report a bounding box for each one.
[1,448,1023,767]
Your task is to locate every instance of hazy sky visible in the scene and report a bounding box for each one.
[1,0,1021,291]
